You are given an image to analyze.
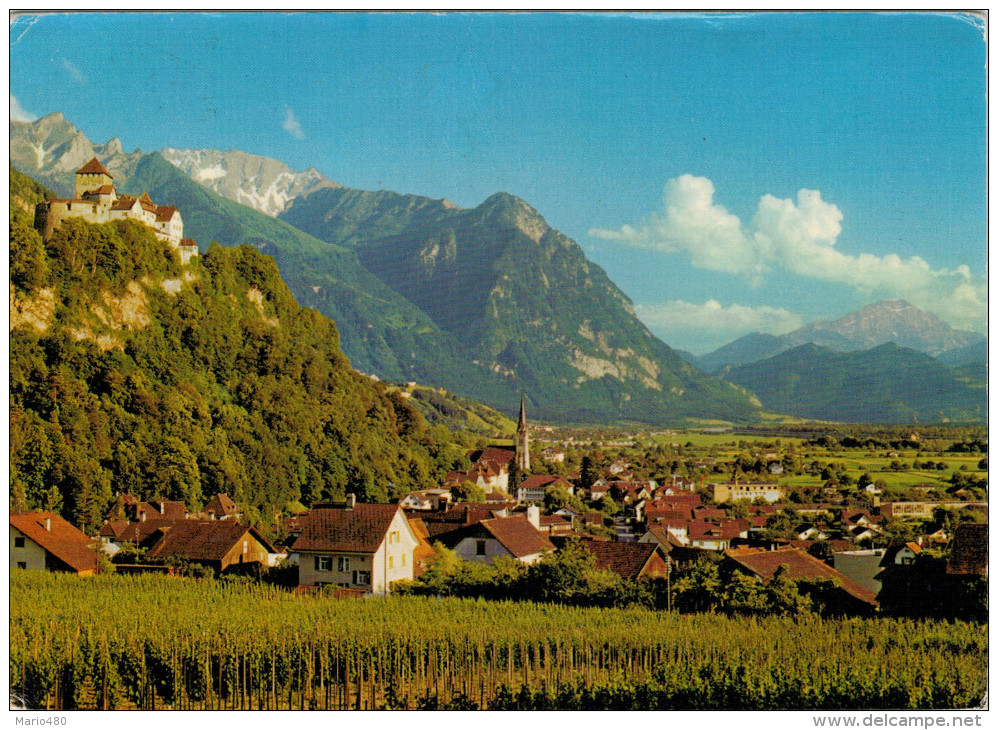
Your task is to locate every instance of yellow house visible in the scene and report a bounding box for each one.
[711,482,783,504]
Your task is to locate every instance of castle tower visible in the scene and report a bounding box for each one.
[515,394,530,473]
[74,157,114,200]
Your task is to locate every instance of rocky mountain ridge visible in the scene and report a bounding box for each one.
[160,147,340,216]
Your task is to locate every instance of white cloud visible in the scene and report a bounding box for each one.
[591,175,986,331]
[635,299,804,355]
[282,106,305,140]
[10,94,36,122]
[62,58,86,83]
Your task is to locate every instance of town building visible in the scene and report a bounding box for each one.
[711,482,783,504]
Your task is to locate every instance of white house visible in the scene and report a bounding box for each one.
[293,495,419,595]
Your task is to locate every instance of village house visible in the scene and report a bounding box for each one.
[293,495,419,595]
[723,546,878,613]
[688,520,744,551]
[203,493,240,520]
[35,157,198,264]
[517,474,574,503]
[946,523,987,577]
[440,510,554,565]
[10,511,99,575]
[142,520,277,573]
[400,489,452,511]
[579,541,671,581]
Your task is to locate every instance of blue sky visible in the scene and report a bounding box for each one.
[10,12,987,353]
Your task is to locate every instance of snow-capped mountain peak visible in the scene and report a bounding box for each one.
[160,147,339,217]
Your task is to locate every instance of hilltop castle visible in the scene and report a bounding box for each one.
[35,157,199,265]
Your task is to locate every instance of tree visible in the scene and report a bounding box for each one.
[450,480,486,504]
[672,558,722,613]
[543,484,583,513]
[579,456,596,493]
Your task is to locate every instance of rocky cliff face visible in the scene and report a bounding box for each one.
[9,112,144,195]
[160,148,339,216]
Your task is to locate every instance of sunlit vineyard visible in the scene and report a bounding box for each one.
[10,572,987,710]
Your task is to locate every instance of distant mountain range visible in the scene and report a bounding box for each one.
[698,299,986,373]
[724,343,986,424]
[10,112,760,425]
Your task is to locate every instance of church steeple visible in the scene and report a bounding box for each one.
[515,394,530,472]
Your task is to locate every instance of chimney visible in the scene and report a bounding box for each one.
[44,517,51,531]
[526,504,540,529]
[140,510,146,522]
[159,502,166,514]
[345,493,356,510]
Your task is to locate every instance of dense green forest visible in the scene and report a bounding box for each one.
[9,167,467,533]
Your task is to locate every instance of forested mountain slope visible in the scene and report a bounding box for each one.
[9,167,466,532]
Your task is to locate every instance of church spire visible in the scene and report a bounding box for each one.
[515,394,530,472]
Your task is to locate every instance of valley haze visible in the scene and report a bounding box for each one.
[9,11,986,355]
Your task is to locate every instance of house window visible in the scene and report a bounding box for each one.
[401,553,407,567]
[14,537,25,549]
[476,540,487,556]
[388,555,394,569]
[315,556,332,572]
[17,562,27,569]
[338,557,350,572]
[353,571,371,586]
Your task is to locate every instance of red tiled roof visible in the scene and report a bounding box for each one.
[947,523,987,576]
[645,507,693,524]
[99,520,130,539]
[479,515,555,558]
[539,515,572,526]
[76,157,112,177]
[204,493,238,517]
[580,541,661,580]
[293,504,401,554]
[469,447,515,469]
[688,520,742,540]
[179,238,198,248]
[518,474,571,491]
[145,520,275,563]
[112,517,194,545]
[150,501,188,520]
[724,547,878,606]
[111,195,139,211]
[10,512,98,574]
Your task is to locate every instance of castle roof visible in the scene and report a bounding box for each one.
[76,157,112,177]
[138,193,158,213]
[155,205,179,222]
